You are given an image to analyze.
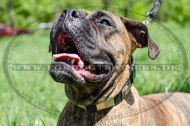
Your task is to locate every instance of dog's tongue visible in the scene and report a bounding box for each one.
[75,69,99,80]
[75,69,96,80]
[53,53,84,68]
[53,53,100,80]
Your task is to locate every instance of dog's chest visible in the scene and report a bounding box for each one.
[58,100,142,126]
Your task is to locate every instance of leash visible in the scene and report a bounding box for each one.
[77,57,135,112]
[143,0,163,25]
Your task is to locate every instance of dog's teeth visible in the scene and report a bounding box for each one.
[88,65,91,69]
[88,65,92,69]
[81,77,84,81]
[88,65,96,71]
[71,59,75,64]
[78,60,84,68]
[66,59,71,63]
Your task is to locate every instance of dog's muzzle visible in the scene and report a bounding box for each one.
[49,9,114,85]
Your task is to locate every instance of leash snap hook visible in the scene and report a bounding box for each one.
[142,0,163,25]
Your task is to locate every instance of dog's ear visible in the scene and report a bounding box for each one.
[120,17,160,60]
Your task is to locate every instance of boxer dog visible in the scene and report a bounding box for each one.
[49,9,190,126]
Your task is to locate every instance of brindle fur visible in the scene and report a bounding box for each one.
[50,9,190,126]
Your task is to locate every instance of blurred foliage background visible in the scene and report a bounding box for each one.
[0,0,190,125]
[1,0,190,27]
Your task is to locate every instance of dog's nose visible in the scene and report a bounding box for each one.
[60,8,81,19]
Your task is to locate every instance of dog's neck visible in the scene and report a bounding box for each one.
[65,55,136,108]
[65,63,133,107]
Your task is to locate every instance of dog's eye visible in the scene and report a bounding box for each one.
[99,19,111,26]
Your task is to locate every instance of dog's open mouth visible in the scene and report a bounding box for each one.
[50,31,112,83]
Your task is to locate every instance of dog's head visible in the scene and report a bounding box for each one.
[49,9,160,104]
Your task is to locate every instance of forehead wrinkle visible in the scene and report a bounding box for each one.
[87,10,115,20]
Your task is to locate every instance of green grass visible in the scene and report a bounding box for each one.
[0,21,190,125]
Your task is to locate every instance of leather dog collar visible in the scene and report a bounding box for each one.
[77,56,135,112]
